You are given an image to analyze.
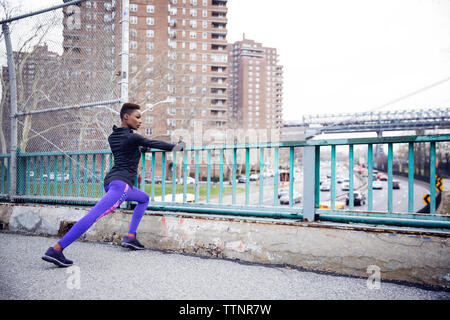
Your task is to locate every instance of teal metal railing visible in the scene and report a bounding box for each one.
[4,134,450,229]
[14,149,111,203]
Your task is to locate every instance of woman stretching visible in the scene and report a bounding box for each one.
[42,103,185,267]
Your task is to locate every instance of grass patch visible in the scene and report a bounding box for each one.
[21,182,244,198]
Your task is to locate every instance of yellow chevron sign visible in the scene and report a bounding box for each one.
[436,177,443,192]
[423,194,430,205]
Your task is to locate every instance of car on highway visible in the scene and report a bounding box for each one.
[373,180,383,189]
[249,174,259,181]
[154,176,163,184]
[263,169,274,177]
[237,175,246,183]
[341,182,350,191]
[379,174,388,181]
[336,176,344,184]
[320,182,330,191]
[43,173,70,182]
[179,177,195,185]
[279,192,302,205]
[345,191,366,206]
[278,188,288,199]
[393,180,400,189]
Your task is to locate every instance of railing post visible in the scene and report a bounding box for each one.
[330,145,336,210]
[367,144,373,211]
[349,145,354,210]
[387,143,393,213]
[408,143,414,213]
[430,142,436,214]
[16,149,26,196]
[303,146,316,221]
[314,146,320,208]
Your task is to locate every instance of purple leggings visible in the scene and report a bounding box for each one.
[58,180,149,249]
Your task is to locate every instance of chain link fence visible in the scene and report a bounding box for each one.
[0,0,124,198]
[1,0,122,155]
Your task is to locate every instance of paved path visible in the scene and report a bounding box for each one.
[0,232,448,300]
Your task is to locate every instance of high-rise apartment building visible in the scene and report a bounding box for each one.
[127,0,229,142]
[228,36,283,133]
[1,45,61,152]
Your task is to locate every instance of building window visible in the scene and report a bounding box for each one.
[167,107,176,115]
[202,21,207,28]
[146,30,154,38]
[146,17,154,25]
[130,16,137,24]
[130,4,138,12]
[145,128,153,136]
[146,5,155,13]
[145,116,153,124]
[202,9,207,17]
[130,41,137,49]
[190,9,197,17]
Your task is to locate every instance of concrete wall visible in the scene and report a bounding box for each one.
[0,203,449,289]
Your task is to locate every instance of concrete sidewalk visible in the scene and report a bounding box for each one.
[0,232,449,300]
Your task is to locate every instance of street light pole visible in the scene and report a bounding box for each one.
[141,97,176,115]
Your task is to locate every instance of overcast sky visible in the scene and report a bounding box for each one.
[4,0,450,122]
[227,0,450,121]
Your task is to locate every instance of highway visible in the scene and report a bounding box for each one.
[210,166,429,214]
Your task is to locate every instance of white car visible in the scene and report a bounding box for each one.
[180,177,195,184]
[373,180,383,189]
[249,174,259,181]
[280,192,302,205]
[341,182,350,191]
[320,183,331,191]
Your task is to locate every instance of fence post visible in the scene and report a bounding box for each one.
[120,0,129,103]
[2,23,18,199]
[303,146,316,221]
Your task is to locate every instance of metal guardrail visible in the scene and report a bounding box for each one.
[2,134,450,229]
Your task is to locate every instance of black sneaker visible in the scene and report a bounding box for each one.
[42,247,73,267]
[121,235,145,250]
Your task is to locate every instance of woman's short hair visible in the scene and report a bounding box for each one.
[120,103,141,120]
